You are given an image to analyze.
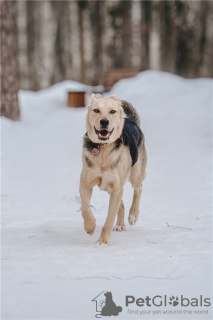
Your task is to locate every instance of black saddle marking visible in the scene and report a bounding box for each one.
[119,118,143,167]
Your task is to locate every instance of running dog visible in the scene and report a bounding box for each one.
[79,93,147,245]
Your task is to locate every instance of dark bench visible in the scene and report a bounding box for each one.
[104,68,139,91]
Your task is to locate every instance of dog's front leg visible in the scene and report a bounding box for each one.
[98,188,123,245]
[79,181,96,235]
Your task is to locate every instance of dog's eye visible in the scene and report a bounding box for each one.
[93,109,100,113]
[110,110,116,114]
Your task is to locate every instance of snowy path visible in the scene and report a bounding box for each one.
[1,72,212,319]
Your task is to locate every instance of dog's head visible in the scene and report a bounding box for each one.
[86,93,124,144]
[104,291,112,299]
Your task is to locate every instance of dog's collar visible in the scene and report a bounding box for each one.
[84,134,109,155]
[92,142,108,155]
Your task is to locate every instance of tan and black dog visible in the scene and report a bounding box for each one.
[79,93,147,245]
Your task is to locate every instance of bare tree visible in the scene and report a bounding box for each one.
[0,0,20,120]
[99,299,105,309]
[140,0,152,70]
[122,1,132,68]
[77,1,87,83]
[9,0,213,91]
[14,0,29,90]
[90,1,104,85]
[159,0,175,73]
[202,1,213,77]
[108,0,132,68]
[52,1,72,84]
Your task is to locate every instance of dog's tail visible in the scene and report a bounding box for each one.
[121,100,140,127]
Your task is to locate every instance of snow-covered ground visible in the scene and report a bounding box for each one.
[1,71,212,319]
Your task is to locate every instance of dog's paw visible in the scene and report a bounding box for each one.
[96,234,110,245]
[84,219,96,235]
[128,213,138,226]
[96,239,109,247]
[113,224,126,232]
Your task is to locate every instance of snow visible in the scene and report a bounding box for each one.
[1,71,212,319]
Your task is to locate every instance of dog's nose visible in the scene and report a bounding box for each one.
[100,119,109,128]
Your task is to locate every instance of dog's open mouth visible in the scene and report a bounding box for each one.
[94,127,114,141]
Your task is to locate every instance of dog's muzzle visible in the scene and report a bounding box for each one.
[94,127,114,141]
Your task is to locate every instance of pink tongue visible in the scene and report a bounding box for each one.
[99,130,108,136]
[98,130,109,139]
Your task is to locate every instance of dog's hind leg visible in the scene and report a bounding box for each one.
[113,200,126,231]
[128,156,145,226]
[128,142,147,225]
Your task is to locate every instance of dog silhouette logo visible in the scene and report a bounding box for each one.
[92,291,122,318]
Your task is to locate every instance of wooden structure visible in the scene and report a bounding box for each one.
[104,68,139,91]
[67,91,85,108]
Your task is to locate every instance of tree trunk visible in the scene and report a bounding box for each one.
[77,1,87,83]
[9,0,213,90]
[174,0,190,77]
[201,1,213,77]
[14,0,29,90]
[52,1,71,84]
[140,0,152,70]
[90,1,104,85]
[122,1,132,68]
[0,1,20,120]
[159,0,175,73]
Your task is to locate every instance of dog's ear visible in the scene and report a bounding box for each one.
[90,93,102,104]
[110,96,123,110]
[110,96,123,113]
[109,96,121,102]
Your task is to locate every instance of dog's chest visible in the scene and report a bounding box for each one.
[92,146,118,171]
[91,148,120,192]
